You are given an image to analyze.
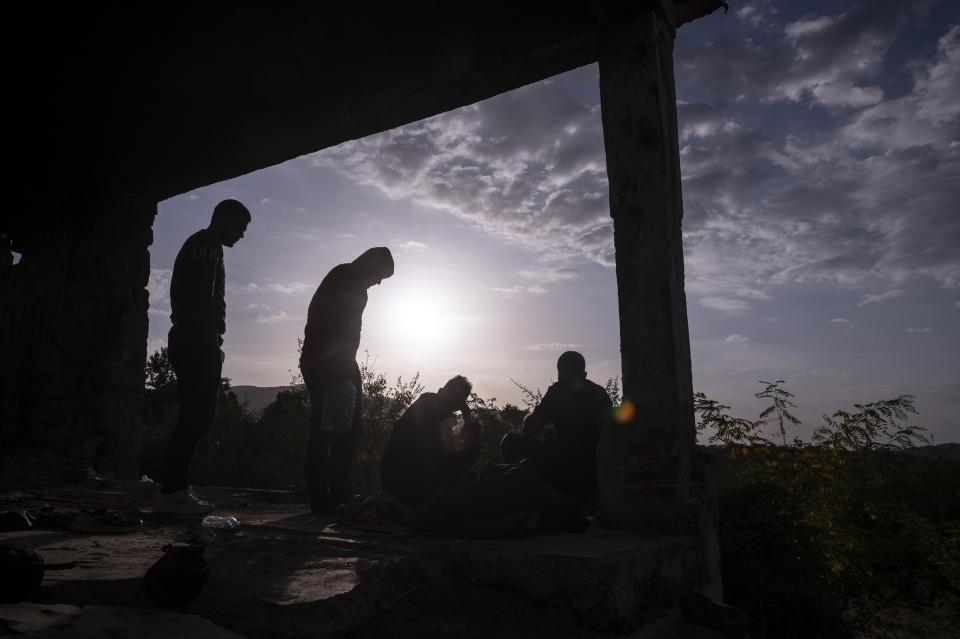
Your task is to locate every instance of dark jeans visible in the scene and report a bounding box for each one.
[161,336,223,494]
[500,432,595,509]
[412,465,589,535]
[303,368,362,507]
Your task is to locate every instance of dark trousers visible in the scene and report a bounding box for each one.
[500,432,595,509]
[411,465,589,535]
[161,337,223,494]
[303,368,362,507]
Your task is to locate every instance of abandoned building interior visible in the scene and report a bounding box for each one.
[1,2,739,635]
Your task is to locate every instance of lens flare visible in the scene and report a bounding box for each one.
[612,401,636,424]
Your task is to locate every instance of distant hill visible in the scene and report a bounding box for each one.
[911,442,960,461]
[231,385,290,412]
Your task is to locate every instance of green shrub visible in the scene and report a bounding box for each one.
[700,382,960,639]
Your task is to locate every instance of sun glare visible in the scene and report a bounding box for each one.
[388,289,456,348]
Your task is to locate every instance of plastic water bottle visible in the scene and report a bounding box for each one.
[201,515,240,531]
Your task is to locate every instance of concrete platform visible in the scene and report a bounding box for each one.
[1,483,721,638]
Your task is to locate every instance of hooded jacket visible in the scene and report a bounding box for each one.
[299,248,393,383]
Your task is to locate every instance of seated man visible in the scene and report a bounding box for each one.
[381,376,477,507]
[500,351,612,508]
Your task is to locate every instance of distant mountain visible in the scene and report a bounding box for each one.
[231,385,290,412]
[910,443,960,461]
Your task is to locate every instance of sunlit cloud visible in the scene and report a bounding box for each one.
[311,79,611,265]
[735,0,779,28]
[517,266,580,284]
[725,334,751,345]
[913,26,960,125]
[311,11,959,311]
[858,289,905,306]
[238,303,294,325]
[830,318,855,330]
[492,285,548,296]
[677,2,898,107]
[397,240,428,252]
[522,343,581,351]
[242,281,311,295]
[147,265,172,316]
[700,297,752,314]
[256,310,292,324]
[679,25,960,305]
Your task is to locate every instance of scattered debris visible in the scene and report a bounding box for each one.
[60,468,115,489]
[0,605,244,638]
[1,507,142,534]
[69,509,143,534]
[0,510,35,532]
[200,516,241,531]
[0,603,82,634]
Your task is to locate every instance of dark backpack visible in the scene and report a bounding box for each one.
[0,542,74,603]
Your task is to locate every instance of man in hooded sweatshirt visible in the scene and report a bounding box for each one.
[300,247,394,512]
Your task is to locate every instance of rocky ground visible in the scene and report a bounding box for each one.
[0,473,731,638]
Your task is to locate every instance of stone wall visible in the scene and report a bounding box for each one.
[0,196,155,478]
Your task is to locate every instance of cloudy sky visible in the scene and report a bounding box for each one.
[149,1,960,443]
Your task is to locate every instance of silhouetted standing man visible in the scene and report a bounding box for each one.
[154,199,250,515]
[301,247,394,512]
[500,351,611,509]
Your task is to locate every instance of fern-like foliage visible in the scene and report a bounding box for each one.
[510,378,544,409]
[812,394,930,451]
[694,391,768,447]
[756,379,801,445]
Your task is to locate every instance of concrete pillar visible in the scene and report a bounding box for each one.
[596,7,697,534]
[95,195,156,477]
[0,195,155,478]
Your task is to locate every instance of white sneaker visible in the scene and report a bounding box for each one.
[154,488,215,516]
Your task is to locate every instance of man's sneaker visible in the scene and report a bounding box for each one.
[154,489,215,516]
[185,486,209,503]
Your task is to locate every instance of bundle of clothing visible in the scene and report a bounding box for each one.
[339,464,588,538]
